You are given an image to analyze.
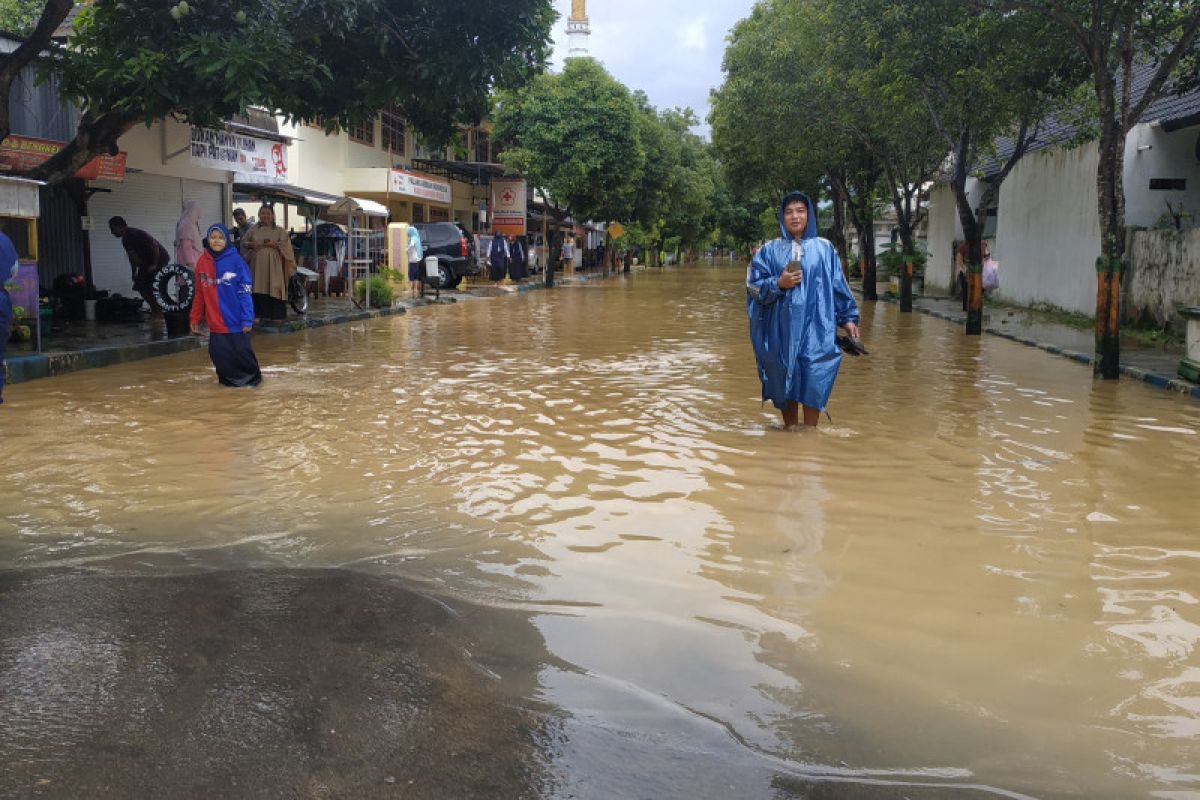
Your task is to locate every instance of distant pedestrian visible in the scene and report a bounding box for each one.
[406,224,424,298]
[507,235,527,281]
[190,224,262,387]
[109,216,170,316]
[0,230,17,404]
[241,205,295,322]
[488,234,509,284]
[230,207,253,250]
[746,191,860,429]
[174,200,204,270]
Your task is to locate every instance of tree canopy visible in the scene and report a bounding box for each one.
[1,0,556,184]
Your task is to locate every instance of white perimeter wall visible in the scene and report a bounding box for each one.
[1124,123,1200,228]
[994,140,1101,314]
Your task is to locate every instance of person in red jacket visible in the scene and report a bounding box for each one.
[190,223,262,387]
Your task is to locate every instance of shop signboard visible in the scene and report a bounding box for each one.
[0,134,126,181]
[190,126,288,181]
[489,178,527,236]
[389,169,451,206]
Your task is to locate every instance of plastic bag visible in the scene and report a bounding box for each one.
[982,258,999,291]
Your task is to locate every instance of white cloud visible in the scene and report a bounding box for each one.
[548,0,758,137]
[677,16,708,51]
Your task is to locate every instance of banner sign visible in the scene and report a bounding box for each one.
[0,135,126,181]
[190,126,288,180]
[490,178,527,236]
[389,168,451,205]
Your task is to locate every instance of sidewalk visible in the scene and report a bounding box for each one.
[896,293,1200,400]
[3,272,601,387]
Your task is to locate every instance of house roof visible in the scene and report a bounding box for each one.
[977,60,1200,178]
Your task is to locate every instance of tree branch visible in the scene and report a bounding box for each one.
[1127,10,1200,127]
[0,0,74,141]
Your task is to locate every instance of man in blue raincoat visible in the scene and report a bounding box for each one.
[746,191,860,429]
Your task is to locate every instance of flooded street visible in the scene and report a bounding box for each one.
[2,266,1199,798]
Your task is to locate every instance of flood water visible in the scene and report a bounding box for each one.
[2,266,1199,798]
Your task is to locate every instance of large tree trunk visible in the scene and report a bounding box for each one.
[24,110,141,185]
[949,129,985,335]
[1094,108,1126,379]
[827,171,849,265]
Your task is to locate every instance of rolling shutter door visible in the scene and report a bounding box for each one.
[87,174,225,295]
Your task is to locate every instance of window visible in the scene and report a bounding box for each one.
[381,107,406,154]
[348,117,375,147]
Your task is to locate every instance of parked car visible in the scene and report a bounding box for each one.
[412,222,477,289]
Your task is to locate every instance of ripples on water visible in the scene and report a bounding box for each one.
[2,268,1199,797]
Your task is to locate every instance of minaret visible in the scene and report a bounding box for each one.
[566,0,591,59]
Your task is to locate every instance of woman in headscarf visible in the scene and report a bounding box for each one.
[488,233,509,285]
[507,235,527,282]
[174,199,204,269]
[241,204,295,321]
[746,191,860,429]
[189,224,262,387]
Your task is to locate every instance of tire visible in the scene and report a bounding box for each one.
[288,273,309,315]
[437,262,453,289]
[445,275,462,290]
[152,263,195,313]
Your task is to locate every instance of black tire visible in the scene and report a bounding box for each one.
[437,262,453,289]
[445,274,462,290]
[288,273,308,315]
[152,263,195,313]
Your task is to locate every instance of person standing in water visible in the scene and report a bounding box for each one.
[190,224,262,387]
[746,191,860,429]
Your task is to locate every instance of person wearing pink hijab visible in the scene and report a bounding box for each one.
[174,199,204,269]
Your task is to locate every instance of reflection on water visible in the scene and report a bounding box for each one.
[2,268,1199,798]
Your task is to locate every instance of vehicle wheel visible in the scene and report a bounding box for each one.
[437,262,453,289]
[288,274,309,314]
[445,275,462,290]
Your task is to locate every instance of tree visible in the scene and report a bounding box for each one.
[493,57,645,286]
[1,0,555,186]
[970,0,1200,376]
[0,0,41,36]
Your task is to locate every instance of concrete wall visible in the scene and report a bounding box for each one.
[1124,123,1200,228]
[994,140,1102,314]
[925,185,958,292]
[1126,228,1200,328]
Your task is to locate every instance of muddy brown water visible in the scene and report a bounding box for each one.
[2,267,1198,799]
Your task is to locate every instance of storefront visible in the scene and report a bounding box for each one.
[342,167,456,227]
[86,120,293,296]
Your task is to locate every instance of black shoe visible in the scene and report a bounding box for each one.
[836,335,868,356]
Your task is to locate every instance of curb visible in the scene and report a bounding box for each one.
[4,272,611,386]
[5,335,202,384]
[886,296,1200,400]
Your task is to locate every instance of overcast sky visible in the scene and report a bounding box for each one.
[547,0,760,137]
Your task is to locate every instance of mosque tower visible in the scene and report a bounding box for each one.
[566,0,591,59]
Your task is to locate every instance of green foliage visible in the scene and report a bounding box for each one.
[879,241,928,277]
[494,58,645,225]
[0,0,41,35]
[353,275,394,308]
[9,0,554,183]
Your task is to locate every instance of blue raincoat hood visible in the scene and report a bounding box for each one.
[778,191,817,242]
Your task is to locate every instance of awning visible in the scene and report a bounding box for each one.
[322,195,389,224]
[232,180,340,208]
[411,158,511,186]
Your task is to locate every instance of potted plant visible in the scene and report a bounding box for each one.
[879,242,928,296]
